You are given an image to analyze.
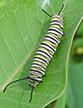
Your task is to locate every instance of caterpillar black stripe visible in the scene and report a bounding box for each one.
[3,4,64,103]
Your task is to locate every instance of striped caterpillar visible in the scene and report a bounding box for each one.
[3,4,64,102]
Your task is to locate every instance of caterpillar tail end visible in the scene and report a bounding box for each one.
[3,86,7,93]
[29,81,35,103]
[29,98,32,103]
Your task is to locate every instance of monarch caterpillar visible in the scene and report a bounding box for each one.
[3,4,64,102]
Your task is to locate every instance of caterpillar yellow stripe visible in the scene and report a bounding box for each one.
[3,4,64,103]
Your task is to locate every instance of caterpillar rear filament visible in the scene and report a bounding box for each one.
[3,4,64,103]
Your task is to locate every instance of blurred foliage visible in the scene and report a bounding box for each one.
[71,21,83,62]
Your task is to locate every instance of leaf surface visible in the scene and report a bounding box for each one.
[0,0,83,108]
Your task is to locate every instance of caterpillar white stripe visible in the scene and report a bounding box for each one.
[3,4,64,103]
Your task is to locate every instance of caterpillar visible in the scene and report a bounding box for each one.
[3,4,64,102]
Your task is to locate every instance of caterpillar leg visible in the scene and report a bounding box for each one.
[43,75,46,77]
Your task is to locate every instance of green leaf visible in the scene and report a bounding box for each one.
[54,93,66,108]
[0,0,83,108]
[66,61,83,108]
[73,21,83,49]
[45,93,66,108]
[73,38,83,49]
[76,21,83,37]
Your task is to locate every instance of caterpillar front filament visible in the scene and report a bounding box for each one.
[3,4,64,103]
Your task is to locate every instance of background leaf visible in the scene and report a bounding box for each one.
[66,61,83,108]
[0,0,83,108]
